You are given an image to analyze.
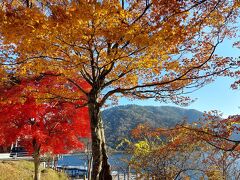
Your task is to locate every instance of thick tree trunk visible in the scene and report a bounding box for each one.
[34,155,41,180]
[33,139,41,180]
[88,97,112,180]
[87,140,93,180]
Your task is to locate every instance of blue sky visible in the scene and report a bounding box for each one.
[119,38,240,117]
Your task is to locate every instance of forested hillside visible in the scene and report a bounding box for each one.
[102,105,203,148]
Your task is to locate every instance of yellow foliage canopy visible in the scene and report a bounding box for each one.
[0,0,239,105]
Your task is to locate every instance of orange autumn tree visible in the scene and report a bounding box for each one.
[179,113,240,178]
[128,123,206,179]
[0,0,239,179]
[128,118,240,179]
[181,112,240,152]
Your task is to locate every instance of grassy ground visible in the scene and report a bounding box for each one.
[0,160,68,180]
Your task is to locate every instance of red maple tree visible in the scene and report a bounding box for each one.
[0,76,90,180]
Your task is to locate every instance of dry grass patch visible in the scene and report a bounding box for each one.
[0,160,68,180]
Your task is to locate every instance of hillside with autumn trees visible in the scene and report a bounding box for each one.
[0,0,239,179]
[102,105,203,148]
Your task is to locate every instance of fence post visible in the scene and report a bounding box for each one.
[128,165,131,180]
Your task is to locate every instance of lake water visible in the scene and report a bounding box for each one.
[57,152,240,179]
[57,152,131,172]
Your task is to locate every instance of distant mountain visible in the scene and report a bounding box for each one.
[102,105,203,148]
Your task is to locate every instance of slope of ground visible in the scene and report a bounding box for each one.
[0,160,68,180]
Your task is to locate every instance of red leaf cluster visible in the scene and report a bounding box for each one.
[0,76,90,154]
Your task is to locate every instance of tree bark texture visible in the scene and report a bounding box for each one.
[33,139,41,180]
[88,95,112,180]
